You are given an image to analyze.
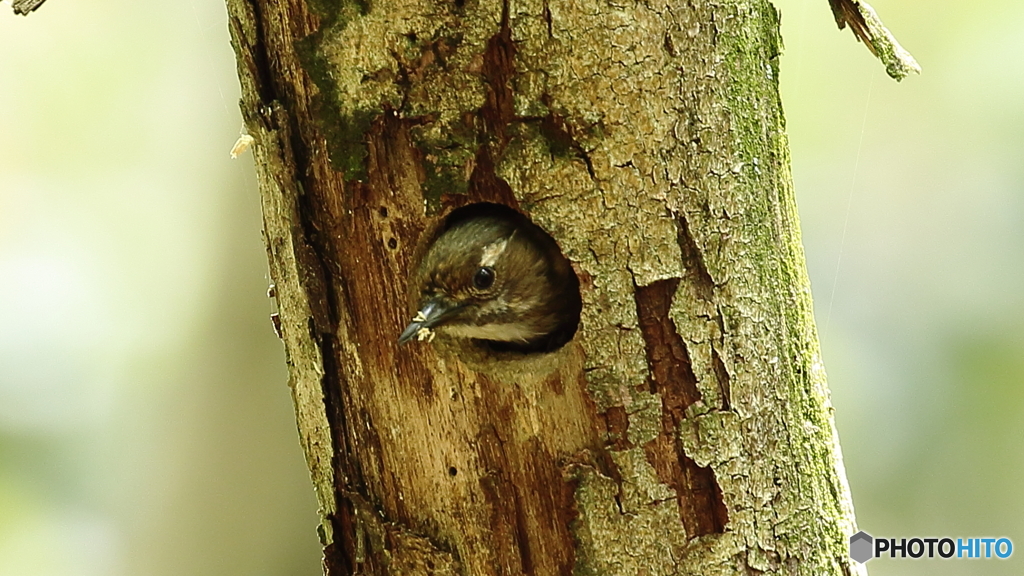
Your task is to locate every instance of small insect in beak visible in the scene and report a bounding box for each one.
[398,299,458,344]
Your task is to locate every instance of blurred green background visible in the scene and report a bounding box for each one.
[0,1,1020,575]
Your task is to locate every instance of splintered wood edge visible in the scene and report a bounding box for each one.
[830,0,921,81]
[11,0,47,15]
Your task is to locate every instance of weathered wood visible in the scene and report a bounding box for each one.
[828,0,920,80]
[226,0,863,574]
[10,0,47,15]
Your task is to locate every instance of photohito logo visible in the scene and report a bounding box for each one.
[850,531,1013,563]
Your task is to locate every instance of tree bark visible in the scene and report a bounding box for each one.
[226,1,863,575]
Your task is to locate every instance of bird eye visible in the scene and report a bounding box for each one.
[473,267,495,290]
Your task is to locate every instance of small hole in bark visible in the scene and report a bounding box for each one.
[448,466,458,477]
[379,206,389,218]
[388,237,398,249]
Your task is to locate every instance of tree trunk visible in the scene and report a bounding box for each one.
[226,0,863,574]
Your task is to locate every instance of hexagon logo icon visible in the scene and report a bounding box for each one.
[850,531,874,563]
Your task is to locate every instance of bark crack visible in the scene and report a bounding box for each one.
[634,279,729,537]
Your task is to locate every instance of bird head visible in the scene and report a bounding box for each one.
[399,212,580,352]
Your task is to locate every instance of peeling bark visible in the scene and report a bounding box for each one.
[226,0,863,574]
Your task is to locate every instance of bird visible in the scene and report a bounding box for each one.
[399,206,581,353]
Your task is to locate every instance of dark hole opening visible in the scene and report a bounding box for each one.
[419,202,582,354]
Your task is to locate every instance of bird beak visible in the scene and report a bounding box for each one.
[398,298,460,344]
